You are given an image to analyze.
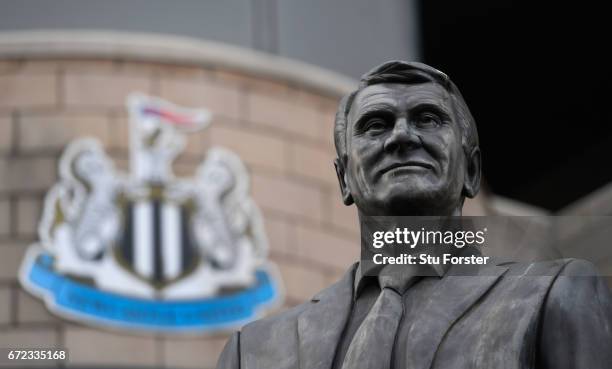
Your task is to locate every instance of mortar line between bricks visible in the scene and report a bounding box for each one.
[150,72,161,96]
[57,323,66,351]
[56,66,66,109]
[0,321,61,330]
[0,235,37,244]
[2,150,64,158]
[286,134,336,151]
[10,284,17,327]
[238,86,249,121]
[0,191,47,200]
[283,140,294,176]
[269,250,347,276]
[240,119,332,146]
[154,334,165,366]
[15,106,126,116]
[8,195,17,239]
[260,206,358,239]
[10,110,19,157]
[251,167,334,188]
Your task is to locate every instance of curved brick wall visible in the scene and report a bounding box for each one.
[0,55,362,368]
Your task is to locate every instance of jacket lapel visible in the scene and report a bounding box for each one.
[297,263,357,369]
[403,262,509,369]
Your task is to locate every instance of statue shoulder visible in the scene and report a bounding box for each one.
[537,259,612,368]
[544,258,610,311]
[242,301,308,336]
[493,258,572,277]
[241,262,358,339]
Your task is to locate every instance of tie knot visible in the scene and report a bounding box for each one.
[378,266,421,295]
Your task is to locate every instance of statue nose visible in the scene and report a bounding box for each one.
[383,118,420,153]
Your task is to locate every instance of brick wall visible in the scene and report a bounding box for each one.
[0,58,361,368]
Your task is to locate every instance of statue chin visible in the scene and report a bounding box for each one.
[361,186,461,216]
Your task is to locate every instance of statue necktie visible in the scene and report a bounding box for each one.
[340,285,404,369]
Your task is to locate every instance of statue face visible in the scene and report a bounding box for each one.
[342,82,468,215]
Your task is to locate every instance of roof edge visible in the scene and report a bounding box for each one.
[0,30,356,97]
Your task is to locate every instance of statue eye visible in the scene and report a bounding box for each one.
[364,118,387,132]
[415,112,442,127]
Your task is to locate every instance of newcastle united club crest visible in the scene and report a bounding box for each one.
[19,94,282,333]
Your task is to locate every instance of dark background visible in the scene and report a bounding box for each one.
[420,1,611,211]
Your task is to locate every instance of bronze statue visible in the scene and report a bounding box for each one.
[216,61,612,369]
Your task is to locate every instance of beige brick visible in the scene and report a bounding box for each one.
[0,60,22,74]
[163,335,229,369]
[181,130,208,158]
[296,90,340,110]
[263,215,292,256]
[248,93,320,140]
[17,289,57,324]
[0,157,57,192]
[19,112,110,152]
[116,60,156,75]
[319,107,338,146]
[0,245,27,281]
[0,74,57,109]
[64,73,152,108]
[276,259,327,302]
[120,61,212,79]
[289,142,336,185]
[250,79,290,96]
[329,187,359,233]
[216,69,290,96]
[264,302,293,317]
[0,286,10,324]
[158,79,241,120]
[251,174,323,222]
[18,60,62,73]
[108,113,130,150]
[295,225,359,271]
[210,124,286,171]
[0,199,9,236]
[64,327,157,366]
[0,115,12,152]
[173,159,199,177]
[0,328,58,348]
[16,197,42,237]
[212,69,250,86]
[60,59,116,73]
[108,153,129,172]
[324,268,349,286]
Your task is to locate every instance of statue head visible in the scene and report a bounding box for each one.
[334,61,481,216]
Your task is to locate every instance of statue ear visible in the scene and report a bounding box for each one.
[463,147,481,198]
[334,156,354,205]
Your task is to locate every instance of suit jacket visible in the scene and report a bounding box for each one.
[216,258,612,369]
